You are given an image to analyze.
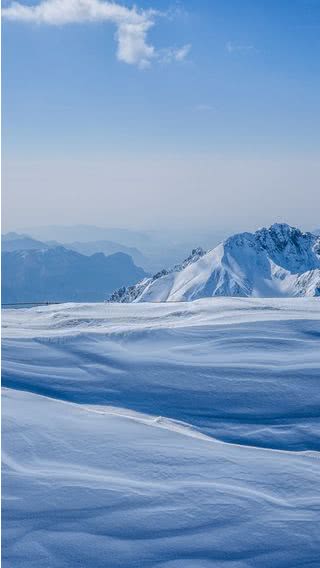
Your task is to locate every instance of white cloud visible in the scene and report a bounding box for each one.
[226,41,255,54]
[2,0,190,68]
[116,20,155,68]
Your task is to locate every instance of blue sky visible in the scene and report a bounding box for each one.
[2,0,320,231]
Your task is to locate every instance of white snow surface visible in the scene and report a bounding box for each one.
[2,297,320,566]
[111,224,320,302]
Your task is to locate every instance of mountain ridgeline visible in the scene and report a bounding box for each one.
[2,246,147,304]
[109,224,320,302]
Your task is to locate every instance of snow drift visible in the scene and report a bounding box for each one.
[3,386,320,568]
[3,298,320,451]
[2,298,320,566]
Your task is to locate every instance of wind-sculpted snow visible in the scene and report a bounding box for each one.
[2,298,320,450]
[2,387,320,568]
[2,298,320,566]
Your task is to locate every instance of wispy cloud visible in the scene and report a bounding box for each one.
[226,41,255,54]
[160,43,191,63]
[195,104,214,112]
[173,43,191,61]
[2,0,190,69]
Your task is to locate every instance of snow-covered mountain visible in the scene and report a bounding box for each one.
[110,223,320,302]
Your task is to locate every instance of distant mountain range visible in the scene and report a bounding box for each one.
[109,224,320,302]
[2,232,148,271]
[2,245,147,304]
[2,232,50,252]
[4,224,319,304]
[18,225,228,271]
[58,240,148,271]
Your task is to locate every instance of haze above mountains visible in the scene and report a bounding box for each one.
[18,224,229,271]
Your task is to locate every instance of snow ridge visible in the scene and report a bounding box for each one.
[108,246,206,302]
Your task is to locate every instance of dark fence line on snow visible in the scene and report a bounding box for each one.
[2,302,62,307]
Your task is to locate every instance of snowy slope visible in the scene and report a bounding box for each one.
[2,298,320,451]
[2,298,320,567]
[110,224,320,302]
[3,387,320,568]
